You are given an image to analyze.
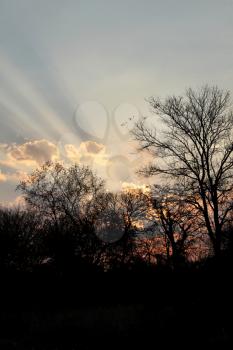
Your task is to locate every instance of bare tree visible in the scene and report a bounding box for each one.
[133,86,233,256]
[17,162,105,226]
[95,189,150,268]
[151,185,200,264]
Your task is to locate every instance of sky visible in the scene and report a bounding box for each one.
[0,0,233,204]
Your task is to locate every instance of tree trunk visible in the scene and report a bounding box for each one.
[213,230,222,258]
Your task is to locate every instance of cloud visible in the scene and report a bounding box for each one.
[0,195,26,209]
[0,139,59,170]
[0,138,109,204]
[0,171,7,182]
[0,169,28,186]
[64,144,80,162]
[0,139,60,204]
[9,139,59,165]
[0,137,148,203]
[64,141,107,166]
[0,139,106,173]
[85,141,105,154]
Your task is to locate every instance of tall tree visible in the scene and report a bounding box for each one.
[133,86,233,256]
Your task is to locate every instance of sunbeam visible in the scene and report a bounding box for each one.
[0,52,71,140]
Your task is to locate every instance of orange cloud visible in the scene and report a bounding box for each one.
[0,171,7,182]
[64,141,107,166]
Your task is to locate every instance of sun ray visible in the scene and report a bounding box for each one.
[0,87,50,139]
[0,52,71,139]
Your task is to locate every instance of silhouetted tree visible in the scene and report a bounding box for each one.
[151,185,199,265]
[0,207,40,271]
[17,162,106,271]
[96,189,150,269]
[17,162,105,225]
[133,86,233,256]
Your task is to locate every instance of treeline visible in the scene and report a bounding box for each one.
[0,162,232,277]
[0,161,233,349]
[0,162,148,275]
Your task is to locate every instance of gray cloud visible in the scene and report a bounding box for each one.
[8,139,59,165]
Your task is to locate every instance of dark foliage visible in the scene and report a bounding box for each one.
[0,206,232,349]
